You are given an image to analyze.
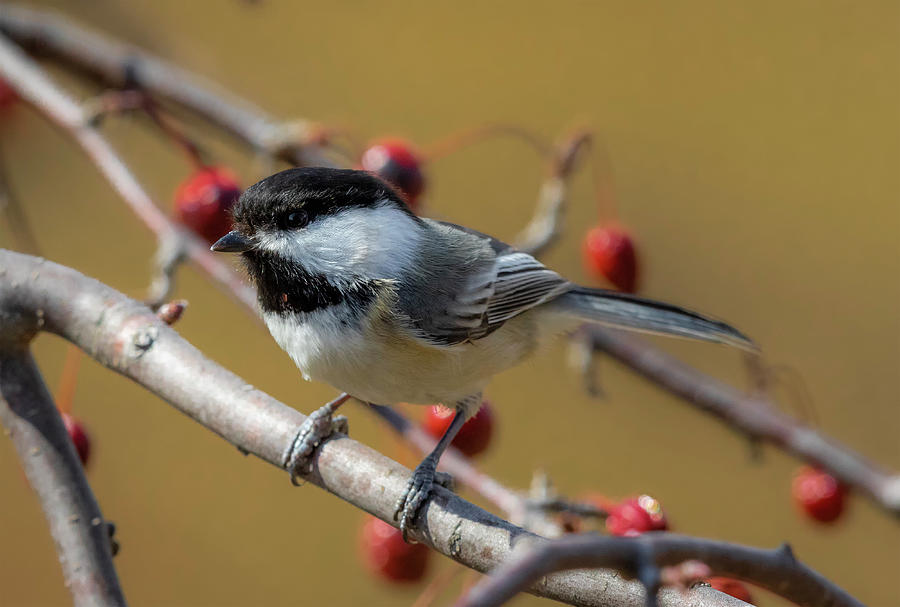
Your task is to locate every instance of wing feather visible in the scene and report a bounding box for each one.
[413,240,569,345]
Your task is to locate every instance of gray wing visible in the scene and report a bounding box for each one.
[399,221,571,346]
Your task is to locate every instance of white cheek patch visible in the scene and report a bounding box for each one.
[258,203,422,282]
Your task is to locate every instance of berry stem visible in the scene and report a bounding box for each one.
[586,135,620,224]
[410,564,463,607]
[422,123,552,161]
[55,344,82,415]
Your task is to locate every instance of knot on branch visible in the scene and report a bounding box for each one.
[130,325,158,358]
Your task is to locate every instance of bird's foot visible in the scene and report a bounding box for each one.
[282,397,349,486]
[393,459,454,541]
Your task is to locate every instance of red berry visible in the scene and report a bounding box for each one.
[173,166,241,243]
[422,401,494,457]
[361,138,425,209]
[706,577,753,603]
[605,495,668,536]
[792,466,846,523]
[359,516,429,583]
[0,78,17,110]
[582,225,639,292]
[61,413,91,466]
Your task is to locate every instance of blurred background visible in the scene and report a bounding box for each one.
[0,1,898,605]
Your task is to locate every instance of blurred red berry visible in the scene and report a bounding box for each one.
[706,577,753,603]
[605,495,668,536]
[423,401,494,457]
[359,516,429,583]
[792,466,846,523]
[173,166,241,243]
[61,412,91,466]
[0,78,17,110]
[361,138,425,209]
[582,225,638,292]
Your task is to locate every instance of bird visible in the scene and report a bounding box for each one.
[211,167,753,539]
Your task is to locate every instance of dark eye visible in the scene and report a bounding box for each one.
[280,210,309,230]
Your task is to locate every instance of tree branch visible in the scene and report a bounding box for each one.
[0,349,125,606]
[2,5,897,521]
[458,533,863,607]
[1,249,781,607]
[585,328,900,516]
[367,404,607,538]
[2,4,896,519]
[0,28,257,314]
[514,129,591,257]
[0,4,335,168]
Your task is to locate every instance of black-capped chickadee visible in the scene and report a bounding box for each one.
[212,167,752,538]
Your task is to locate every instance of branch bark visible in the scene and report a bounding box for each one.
[0,4,335,168]
[1,249,793,607]
[0,27,257,315]
[4,5,894,522]
[586,328,900,516]
[0,347,125,606]
[458,534,863,607]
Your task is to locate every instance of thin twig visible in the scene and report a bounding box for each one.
[83,88,207,168]
[586,328,900,516]
[422,123,552,160]
[0,4,336,168]
[515,129,592,256]
[458,533,863,607]
[0,30,257,314]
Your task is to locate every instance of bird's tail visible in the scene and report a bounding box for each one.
[551,287,755,350]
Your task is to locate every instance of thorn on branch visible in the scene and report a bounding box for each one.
[775,542,797,564]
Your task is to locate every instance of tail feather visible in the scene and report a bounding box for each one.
[553,287,755,350]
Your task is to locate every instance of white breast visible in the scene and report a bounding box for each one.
[262,304,551,407]
[263,305,363,382]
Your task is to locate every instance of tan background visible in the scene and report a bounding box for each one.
[1,1,898,606]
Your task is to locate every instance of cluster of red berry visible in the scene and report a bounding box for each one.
[171,138,426,245]
[577,493,753,602]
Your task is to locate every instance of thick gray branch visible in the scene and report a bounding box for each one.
[3,4,896,520]
[0,250,759,607]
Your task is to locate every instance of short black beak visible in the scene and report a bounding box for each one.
[210,230,254,253]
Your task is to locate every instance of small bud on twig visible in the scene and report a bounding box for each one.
[156,299,188,325]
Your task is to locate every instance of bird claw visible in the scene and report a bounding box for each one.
[394,460,452,541]
[282,407,349,486]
